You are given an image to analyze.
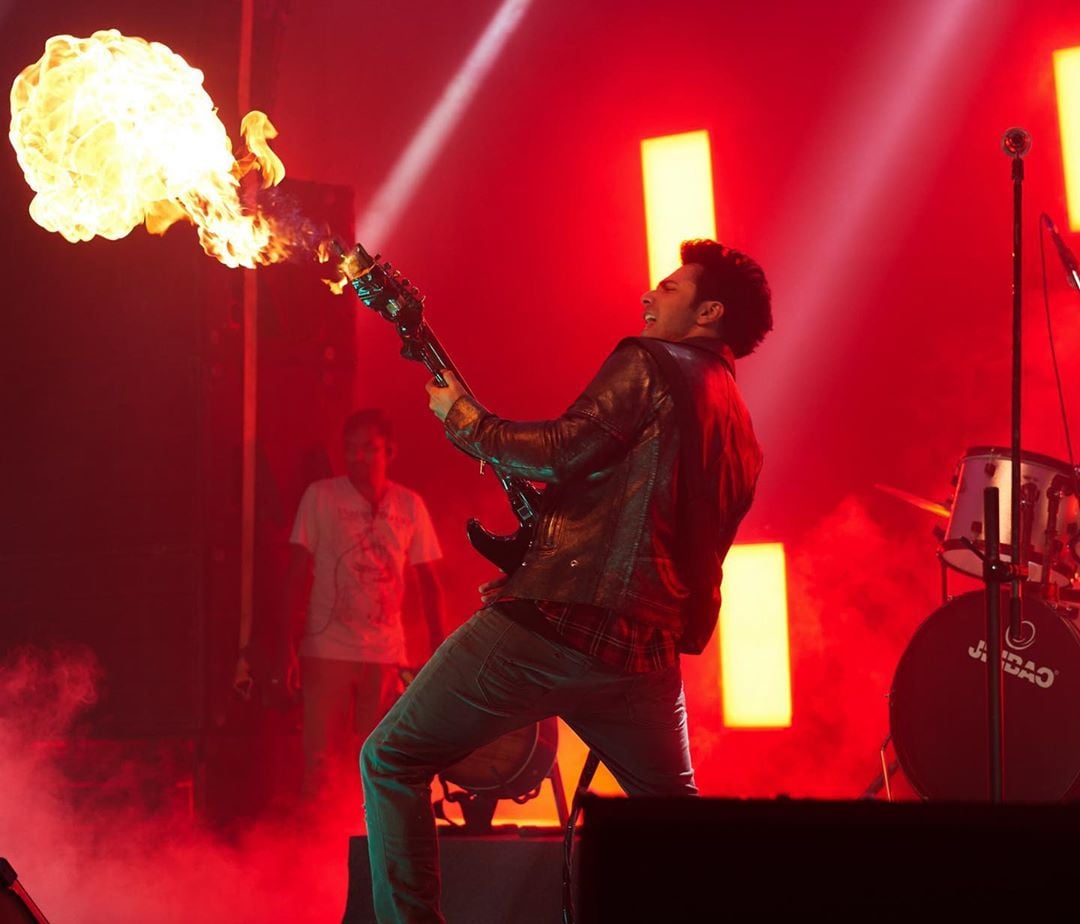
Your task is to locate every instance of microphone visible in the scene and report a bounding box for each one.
[1001,127,1032,158]
[1041,213,1080,291]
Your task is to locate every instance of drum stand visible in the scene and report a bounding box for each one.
[858,736,899,802]
[435,758,569,835]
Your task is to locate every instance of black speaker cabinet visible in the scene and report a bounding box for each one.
[344,834,570,924]
[577,796,1080,920]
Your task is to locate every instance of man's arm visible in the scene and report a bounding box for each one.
[430,341,660,483]
[284,543,314,682]
[411,560,445,658]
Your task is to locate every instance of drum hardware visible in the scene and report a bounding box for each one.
[938,445,1080,799]
[858,736,900,802]
[878,737,897,802]
[938,447,1079,588]
[1040,475,1074,595]
[884,459,1080,802]
[434,717,568,835]
[878,446,1080,802]
[1053,585,1080,618]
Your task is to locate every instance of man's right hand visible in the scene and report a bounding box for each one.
[479,574,509,606]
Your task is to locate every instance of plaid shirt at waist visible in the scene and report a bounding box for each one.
[503,598,679,674]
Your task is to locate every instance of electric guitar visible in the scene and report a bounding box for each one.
[331,240,541,574]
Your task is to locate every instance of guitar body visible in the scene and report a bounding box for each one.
[466,519,533,575]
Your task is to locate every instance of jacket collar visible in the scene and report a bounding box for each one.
[624,335,736,378]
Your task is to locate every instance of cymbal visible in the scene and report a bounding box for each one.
[873,483,950,519]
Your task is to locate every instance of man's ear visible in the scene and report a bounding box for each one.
[696,299,725,326]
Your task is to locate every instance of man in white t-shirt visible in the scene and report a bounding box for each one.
[286,409,444,802]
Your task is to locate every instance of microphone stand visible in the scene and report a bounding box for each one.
[983,128,1031,802]
[1008,137,1025,660]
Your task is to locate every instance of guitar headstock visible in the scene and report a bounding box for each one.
[334,240,426,329]
[325,238,459,382]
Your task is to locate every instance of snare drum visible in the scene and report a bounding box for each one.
[939,446,1078,586]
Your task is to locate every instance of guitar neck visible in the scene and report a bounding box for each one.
[403,319,475,394]
[337,245,539,528]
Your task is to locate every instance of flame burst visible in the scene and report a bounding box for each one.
[9,30,296,268]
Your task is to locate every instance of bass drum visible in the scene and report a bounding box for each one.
[441,717,558,800]
[890,590,1080,801]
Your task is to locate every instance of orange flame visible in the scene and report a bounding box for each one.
[316,239,363,295]
[8,30,298,269]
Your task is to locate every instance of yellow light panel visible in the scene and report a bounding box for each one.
[641,130,717,286]
[719,542,792,728]
[1055,47,1080,232]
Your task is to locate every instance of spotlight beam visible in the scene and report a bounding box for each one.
[357,0,533,245]
[742,0,1005,459]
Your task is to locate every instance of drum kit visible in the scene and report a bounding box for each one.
[883,445,1080,801]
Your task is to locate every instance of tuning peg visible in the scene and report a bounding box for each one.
[401,278,410,288]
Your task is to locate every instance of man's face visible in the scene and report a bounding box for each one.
[344,425,393,487]
[640,263,717,340]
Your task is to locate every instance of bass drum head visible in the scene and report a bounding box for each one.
[890,590,1080,801]
[441,716,558,800]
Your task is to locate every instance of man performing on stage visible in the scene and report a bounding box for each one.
[361,239,773,922]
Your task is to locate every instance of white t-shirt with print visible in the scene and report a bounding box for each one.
[290,477,442,664]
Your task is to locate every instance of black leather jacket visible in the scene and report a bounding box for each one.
[443,336,762,653]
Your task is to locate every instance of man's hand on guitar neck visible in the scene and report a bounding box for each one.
[425,369,467,421]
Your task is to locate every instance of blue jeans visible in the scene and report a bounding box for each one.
[360,606,697,923]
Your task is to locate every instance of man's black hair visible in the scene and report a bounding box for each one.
[343,408,394,442]
[680,239,773,358]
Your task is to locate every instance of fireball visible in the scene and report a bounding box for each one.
[9,29,292,268]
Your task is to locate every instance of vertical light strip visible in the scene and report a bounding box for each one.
[1054,47,1080,232]
[640,130,717,286]
[720,543,792,728]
